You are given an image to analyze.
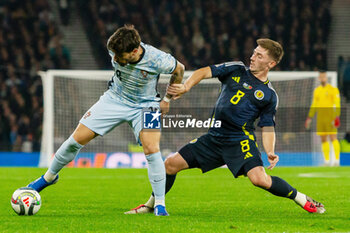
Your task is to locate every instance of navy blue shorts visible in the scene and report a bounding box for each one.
[178,134,263,178]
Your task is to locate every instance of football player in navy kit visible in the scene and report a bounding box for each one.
[126,38,325,214]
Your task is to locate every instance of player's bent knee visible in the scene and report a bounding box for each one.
[249,176,269,189]
[165,165,178,175]
[143,146,160,155]
[320,135,328,143]
[73,124,97,145]
[253,180,269,189]
[142,142,160,155]
[164,158,179,175]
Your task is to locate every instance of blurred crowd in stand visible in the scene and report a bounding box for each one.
[1,0,334,152]
[0,0,70,152]
[338,56,350,101]
[79,0,331,71]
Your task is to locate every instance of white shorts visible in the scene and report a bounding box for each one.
[79,90,160,144]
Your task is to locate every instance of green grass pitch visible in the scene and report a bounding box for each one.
[1,167,350,232]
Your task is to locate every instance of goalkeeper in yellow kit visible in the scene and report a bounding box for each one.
[305,71,341,166]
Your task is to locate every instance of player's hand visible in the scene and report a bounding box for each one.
[304,117,312,130]
[166,83,188,100]
[333,116,340,128]
[160,100,170,115]
[267,153,279,170]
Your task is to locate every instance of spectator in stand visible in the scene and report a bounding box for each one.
[0,0,70,151]
[57,0,70,26]
[342,60,350,100]
[79,0,332,71]
[49,36,71,69]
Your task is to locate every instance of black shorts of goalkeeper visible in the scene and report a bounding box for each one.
[178,133,263,178]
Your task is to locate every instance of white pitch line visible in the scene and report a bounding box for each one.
[298,172,340,178]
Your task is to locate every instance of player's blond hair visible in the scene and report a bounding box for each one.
[257,38,284,64]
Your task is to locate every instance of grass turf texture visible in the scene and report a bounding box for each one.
[1,167,350,233]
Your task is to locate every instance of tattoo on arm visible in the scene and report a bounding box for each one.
[165,65,184,99]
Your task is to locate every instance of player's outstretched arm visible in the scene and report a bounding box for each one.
[167,66,212,100]
[262,126,279,170]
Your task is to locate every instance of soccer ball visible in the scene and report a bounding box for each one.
[11,187,41,215]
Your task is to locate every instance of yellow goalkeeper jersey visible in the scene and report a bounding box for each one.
[308,84,341,119]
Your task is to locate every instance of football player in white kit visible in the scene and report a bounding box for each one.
[28,25,184,216]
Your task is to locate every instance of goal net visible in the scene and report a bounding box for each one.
[38,70,337,167]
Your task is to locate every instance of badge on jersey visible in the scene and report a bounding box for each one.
[254,90,264,100]
[243,83,253,90]
[143,110,161,129]
[140,70,148,78]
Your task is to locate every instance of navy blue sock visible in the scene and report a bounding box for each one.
[267,176,297,199]
[165,174,177,194]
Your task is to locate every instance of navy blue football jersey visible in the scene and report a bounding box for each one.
[208,61,278,141]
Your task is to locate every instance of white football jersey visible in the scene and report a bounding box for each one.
[108,42,176,106]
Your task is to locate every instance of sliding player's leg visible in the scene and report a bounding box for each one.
[246,166,325,213]
[222,139,325,214]
[28,123,97,192]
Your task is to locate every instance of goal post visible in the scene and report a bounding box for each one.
[38,70,337,167]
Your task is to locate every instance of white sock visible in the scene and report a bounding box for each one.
[294,191,307,207]
[154,199,165,207]
[145,195,155,208]
[49,135,83,174]
[145,152,166,205]
[44,171,58,182]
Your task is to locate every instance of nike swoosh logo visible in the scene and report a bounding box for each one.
[153,178,165,182]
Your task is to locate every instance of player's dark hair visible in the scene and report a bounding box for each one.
[257,38,284,64]
[107,24,141,54]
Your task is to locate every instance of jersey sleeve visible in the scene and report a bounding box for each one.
[153,50,177,74]
[209,61,244,82]
[258,92,278,127]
